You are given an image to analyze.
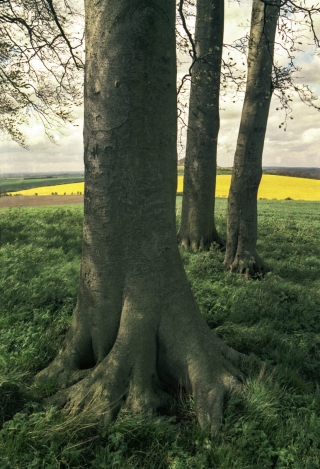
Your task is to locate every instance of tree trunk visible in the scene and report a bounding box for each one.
[178,0,224,250]
[224,0,280,276]
[36,0,243,433]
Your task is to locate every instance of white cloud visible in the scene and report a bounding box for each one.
[301,127,318,144]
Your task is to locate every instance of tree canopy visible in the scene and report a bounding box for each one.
[0,0,84,146]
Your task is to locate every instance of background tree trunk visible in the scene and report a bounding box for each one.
[178,0,224,250]
[224,0,280,276]
[36,0,243,433]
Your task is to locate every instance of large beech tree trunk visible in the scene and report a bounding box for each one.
[178,0,224,250]
[36,0,243,432]
[224,0,280,276]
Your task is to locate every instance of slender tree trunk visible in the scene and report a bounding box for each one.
[36,0,243,433]
[224,0,280,276]
[178,0,224,250]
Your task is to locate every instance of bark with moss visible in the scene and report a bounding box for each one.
[36,0,243,433]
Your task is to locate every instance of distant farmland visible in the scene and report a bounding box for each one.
[7,182,85,196]
[6,174,320,200]
[0,176,84,194]
[178,174,320,201]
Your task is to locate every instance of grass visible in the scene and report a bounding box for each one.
[1,199,320,468]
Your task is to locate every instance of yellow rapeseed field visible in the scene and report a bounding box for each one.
[177,174,320,200]
[9,175,320,200]
[9,182,84,196]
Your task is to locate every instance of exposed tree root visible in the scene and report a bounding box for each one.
[36,291,245,434]
[177,231,225,251]
[39,352,243,433]
[224,250,270,278]
[42,352,174,428]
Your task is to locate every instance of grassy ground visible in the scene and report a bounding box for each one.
[0,199,320,468]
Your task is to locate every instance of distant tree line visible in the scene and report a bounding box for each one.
[264,170,320,180]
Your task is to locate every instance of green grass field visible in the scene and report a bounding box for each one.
[0,176,84,194]
[1,199,320,468]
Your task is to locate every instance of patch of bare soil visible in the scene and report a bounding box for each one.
[0,195,84,209]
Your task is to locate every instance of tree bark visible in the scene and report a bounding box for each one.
[36,0,243,433]
[178,0,224,250]
[224,0,280,276]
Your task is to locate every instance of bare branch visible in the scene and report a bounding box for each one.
[0,0,84,146]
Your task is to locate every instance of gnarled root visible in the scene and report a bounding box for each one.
[224,250,270,278]
[35,282,245,433]
[178,230,225,251]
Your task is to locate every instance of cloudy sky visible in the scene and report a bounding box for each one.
[1,0,319,175]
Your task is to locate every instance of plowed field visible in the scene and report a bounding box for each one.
[0,195,83,209]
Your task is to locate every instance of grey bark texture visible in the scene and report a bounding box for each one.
[178,0,224,250]
[224,0,280,276]
[36,0,243,433]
